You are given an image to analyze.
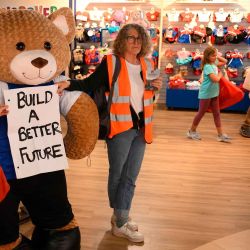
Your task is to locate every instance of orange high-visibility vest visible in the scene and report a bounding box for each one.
[0,166,10,202]
[106,54,155,143]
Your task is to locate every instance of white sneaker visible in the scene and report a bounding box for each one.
[187,130,201,140]
[111,214,138,231]
[112,222,144,243]
[217,134,232,143]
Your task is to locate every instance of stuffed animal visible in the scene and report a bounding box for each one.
[127,10,149,28]
[111,9,126,25]
[0,7,99,249]
[168,73,188,89]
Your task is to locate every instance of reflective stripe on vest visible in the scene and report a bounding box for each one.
[144,98,154,106]
[110,114,132,122]
[141,57,154,143]
[106,54,155,143]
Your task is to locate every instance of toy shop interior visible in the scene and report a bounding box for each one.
[71,0,250,112]
[1,1,250,250]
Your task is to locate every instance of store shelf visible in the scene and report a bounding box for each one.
[166,88,250,112]
[166,88,199,109]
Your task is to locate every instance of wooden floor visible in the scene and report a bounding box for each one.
[21,109,250,250]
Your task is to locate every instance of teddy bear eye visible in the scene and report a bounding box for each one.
[16,42,25,51]
[44,42,52,50]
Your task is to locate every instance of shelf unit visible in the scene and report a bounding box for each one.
[72,0,250,111]
[166,88,250,112]
[161,1,250,112]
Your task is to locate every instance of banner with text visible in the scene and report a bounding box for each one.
[0,0,69,16]
[4,85,68,179]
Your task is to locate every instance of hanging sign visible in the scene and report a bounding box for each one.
[0,0,69,16]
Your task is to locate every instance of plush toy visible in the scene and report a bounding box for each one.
[127,10,149,28]
[111,9,126,25]
[168,73,188,89]
[0,7,99,249]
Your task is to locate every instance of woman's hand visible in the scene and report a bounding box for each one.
[56,81,70,96]
[0,105,8,116]
[151,77,163,91]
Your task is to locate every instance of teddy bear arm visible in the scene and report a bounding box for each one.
[59,91,99,160]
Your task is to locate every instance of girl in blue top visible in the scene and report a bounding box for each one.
[187,46,231,142]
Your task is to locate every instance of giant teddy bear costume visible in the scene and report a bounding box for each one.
[0,7,98,249]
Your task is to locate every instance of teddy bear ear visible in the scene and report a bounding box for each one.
[48,7,75,44]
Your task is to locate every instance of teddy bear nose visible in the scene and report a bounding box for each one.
[31,57,48,69]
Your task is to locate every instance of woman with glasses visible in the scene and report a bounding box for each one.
[57,23,162,243]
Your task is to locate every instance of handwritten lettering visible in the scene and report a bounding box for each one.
[19,144,63,164]
[29,109,40,123]
[17,91,53,109]
[18,122,61,141]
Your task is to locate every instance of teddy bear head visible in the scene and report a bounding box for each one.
[127,10,149,28]
[111,10,125,24]
[130,10,143,21]
[0,8,75,85]
[0,8,99,160]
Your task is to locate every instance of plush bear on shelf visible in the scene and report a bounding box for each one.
[0,7,99,249]
[127,9,149,28]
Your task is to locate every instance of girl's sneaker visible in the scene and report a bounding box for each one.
[217,134,231,143]
[187,130,201,140]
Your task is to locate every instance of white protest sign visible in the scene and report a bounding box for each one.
[4,85,68,179]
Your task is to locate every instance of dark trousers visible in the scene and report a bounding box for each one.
[0,170,74,245]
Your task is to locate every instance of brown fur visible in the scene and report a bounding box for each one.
[0,8,75,84]
[0,7,98,159]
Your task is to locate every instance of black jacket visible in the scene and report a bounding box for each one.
[68,57,145,129]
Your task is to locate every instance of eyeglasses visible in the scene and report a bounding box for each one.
[126,35,142,44]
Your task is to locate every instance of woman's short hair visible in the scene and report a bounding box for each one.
[113,23,152,58]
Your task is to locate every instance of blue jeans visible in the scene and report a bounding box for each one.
[106,129,146,226]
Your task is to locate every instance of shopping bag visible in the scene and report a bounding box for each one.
[219,76,244,109]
